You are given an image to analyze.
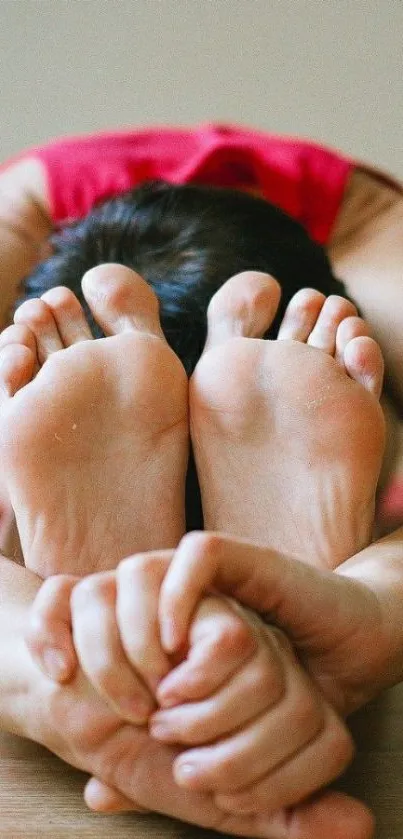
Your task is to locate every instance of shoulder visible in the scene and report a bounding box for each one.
[0,156,51,236]
[330,166,403,252]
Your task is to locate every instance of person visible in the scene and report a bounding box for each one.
[2,257,383,817]
[0,261,382,839]
[0,124,402,838]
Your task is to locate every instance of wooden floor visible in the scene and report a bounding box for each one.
[0,683,402,839]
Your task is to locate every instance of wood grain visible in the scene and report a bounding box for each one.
[1,683,402,838]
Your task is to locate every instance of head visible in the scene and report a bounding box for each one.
[23,179,347,376]
[22,181,349,529]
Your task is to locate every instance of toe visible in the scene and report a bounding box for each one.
[14,299,64,364]
[204,271,281,351]
[343,336,384,399]
[335,316,371,366]
[0,343,36,402]
[307,295,358,355]
[0,323,38,359]
[41,287,93,346]
[277,288,326,342]
[81,264,164,339]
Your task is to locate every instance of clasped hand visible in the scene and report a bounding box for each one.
[25,531,389,837]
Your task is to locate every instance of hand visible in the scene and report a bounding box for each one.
[25,567,163,722]
[25,556,255,719]
[160,531,401,716]
[38,660,376,839]
[28,550,363,829]
[152,607,353,816]
[1,550,373,838]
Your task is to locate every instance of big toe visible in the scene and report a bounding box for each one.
[204,271,281,352]
[82,264,164,339]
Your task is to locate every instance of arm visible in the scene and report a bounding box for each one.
[329,168,403,413]
[0,552,152,815]
[0,553,53,741]
[26,554,357,819]
[0,550,374,839]
[0,158,52,328]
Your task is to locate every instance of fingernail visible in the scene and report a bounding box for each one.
[174,762,200,785]
[149,721,173,741]
[157,690,178,709]
[43,648,69,681]
[156,674,179,707]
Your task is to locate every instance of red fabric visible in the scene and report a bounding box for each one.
[15,124,354,245]
[378,480,403,526]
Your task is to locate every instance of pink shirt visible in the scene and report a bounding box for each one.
[17,124,354,245]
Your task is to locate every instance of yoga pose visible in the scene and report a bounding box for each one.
[14,264,384,827]
[3,126,400,836]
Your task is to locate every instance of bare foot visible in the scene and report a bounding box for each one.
[0,265,188,576]
[189,272,385,569]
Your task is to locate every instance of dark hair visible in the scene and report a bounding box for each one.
[22,180,348,529]
[24,180,347,375]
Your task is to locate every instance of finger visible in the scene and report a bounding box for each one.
[116,552,172,693]
[159,532,363,666]
[151,627,284,744]
[84,777,150,814]
[214,703,354,813]
[25,575,79,683]
[157,596,256,708]
[172,629,328,792]
[91,717,373,839]
[71,572,155,723]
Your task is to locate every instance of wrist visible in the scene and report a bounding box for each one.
[0,555,56,746]
[0,602,55,745]
[338,532,403,700]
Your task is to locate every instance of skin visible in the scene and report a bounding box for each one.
[0,157,401,837]
[26,554,357,810]
[0,266,189,580]
[12,265,383,834]
[187,272,384,568]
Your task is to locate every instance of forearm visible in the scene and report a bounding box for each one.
[0,553,51,742]
[0,158,52,327]
[337,526,403,697]
[329,168,403,412]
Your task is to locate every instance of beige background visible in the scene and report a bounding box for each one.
[0,0,402,176]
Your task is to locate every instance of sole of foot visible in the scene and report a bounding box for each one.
[189,272,385,569]
[0,265,188,576]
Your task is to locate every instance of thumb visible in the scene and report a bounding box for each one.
[84,777,150,814]
[160,532,370,656]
